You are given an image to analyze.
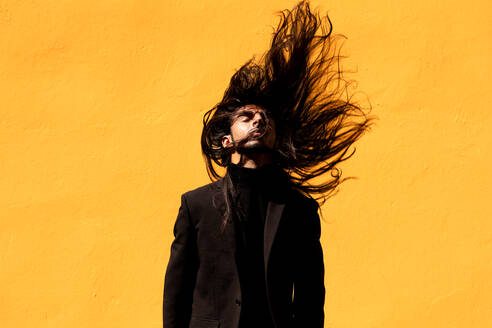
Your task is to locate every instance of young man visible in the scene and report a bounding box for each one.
[163,1,374,327]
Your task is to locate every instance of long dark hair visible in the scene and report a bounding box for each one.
[201,0,376,227]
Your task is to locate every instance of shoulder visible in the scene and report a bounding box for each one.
[182,178,223,199]
[286,189,321,238]
[287,187,319,211]
[180,178,224,213]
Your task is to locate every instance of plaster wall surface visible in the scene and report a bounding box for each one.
[1,0,491,327]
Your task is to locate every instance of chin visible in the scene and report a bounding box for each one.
[239,142,273,154]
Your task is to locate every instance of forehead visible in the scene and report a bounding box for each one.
[232,105,270,117]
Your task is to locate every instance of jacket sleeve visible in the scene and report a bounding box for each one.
[292,199,325,328]
[163,193,198,328]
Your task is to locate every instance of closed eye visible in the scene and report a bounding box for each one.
[236,111,254,121]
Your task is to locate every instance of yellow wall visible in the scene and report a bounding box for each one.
[1,0,491,327]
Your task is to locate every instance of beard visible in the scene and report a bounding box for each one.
[236,138,273,154]
[231,127,275,155]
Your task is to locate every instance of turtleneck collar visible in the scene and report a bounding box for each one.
[227,162,287,189]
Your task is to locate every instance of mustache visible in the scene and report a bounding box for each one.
[248,127,267,137]
[227,127,269,151]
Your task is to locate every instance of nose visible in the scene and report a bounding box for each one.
[252,112,265,128]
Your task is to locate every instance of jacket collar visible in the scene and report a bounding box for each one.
[263,200,285,274]
[214,173,288,276]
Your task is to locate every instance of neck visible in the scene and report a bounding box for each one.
[230,152,273,168]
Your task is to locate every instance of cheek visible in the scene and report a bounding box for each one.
[233,124,249,138]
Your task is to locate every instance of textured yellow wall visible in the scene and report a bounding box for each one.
[1,0,491,327]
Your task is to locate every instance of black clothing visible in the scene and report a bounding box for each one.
[163,165,325,328]
[227,163,277,328]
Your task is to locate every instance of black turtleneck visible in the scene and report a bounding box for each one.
[227,163,285,328]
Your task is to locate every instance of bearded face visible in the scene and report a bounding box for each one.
[221,105,276,154]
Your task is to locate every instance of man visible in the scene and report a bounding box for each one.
[163,1,374,327]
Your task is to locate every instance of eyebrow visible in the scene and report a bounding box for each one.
[233,108,256,118]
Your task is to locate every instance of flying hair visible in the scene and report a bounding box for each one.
[201,0,376,219]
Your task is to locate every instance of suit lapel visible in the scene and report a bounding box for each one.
[214,178,237,251]
[216,173,288,277]
[263,200,286,275]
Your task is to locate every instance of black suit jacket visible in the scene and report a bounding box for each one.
[163,175,325,328]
